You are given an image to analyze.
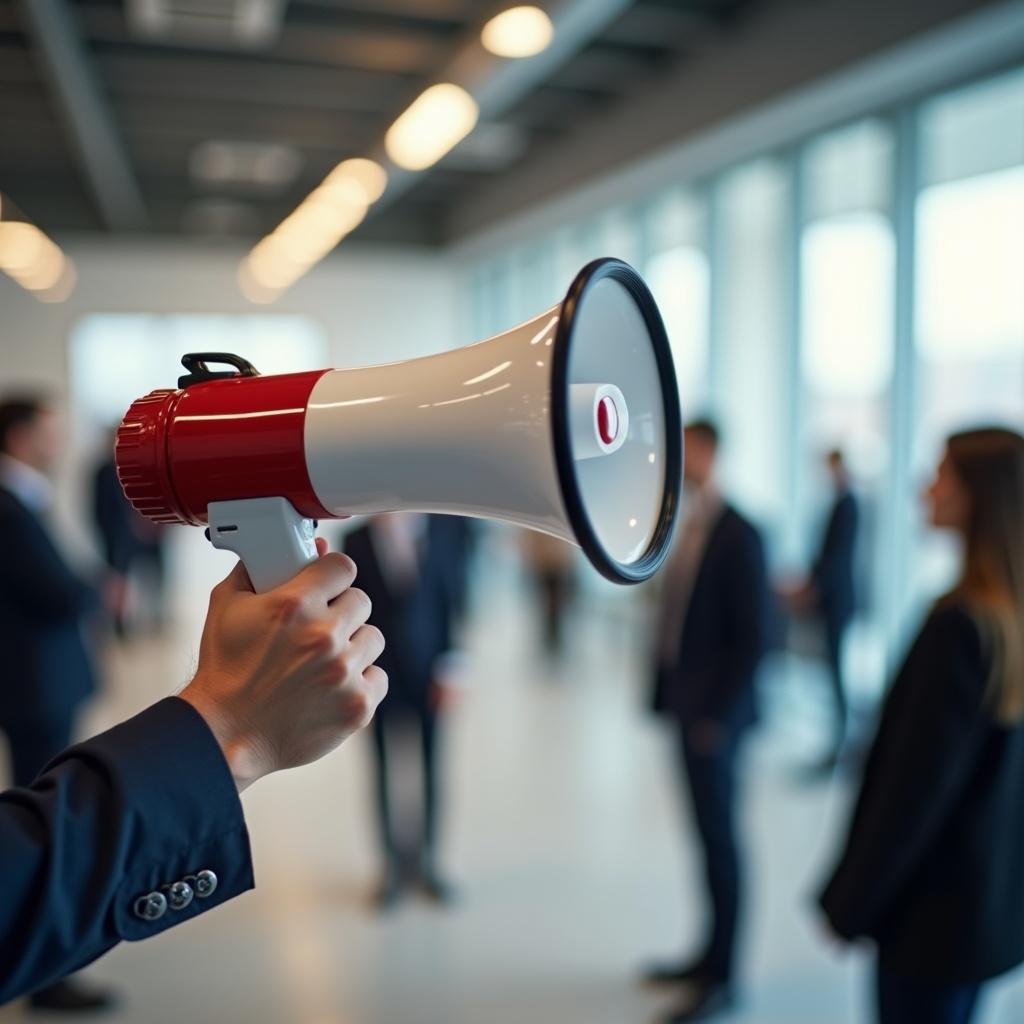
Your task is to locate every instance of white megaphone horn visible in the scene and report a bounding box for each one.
[115,258,683,591]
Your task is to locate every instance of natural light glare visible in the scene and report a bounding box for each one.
[645,246,710,408]
[801,213,895,397]
[916,166,1024,360]
[70,315,329,427]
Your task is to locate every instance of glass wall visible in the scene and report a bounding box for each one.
[465,64,1024,689]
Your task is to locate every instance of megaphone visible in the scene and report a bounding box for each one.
[116,258,682,591]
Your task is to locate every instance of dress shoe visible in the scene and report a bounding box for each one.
[663,981,735,1022]
[420,869,457,906]
[641,959,709,986]
[29,979,116,1014]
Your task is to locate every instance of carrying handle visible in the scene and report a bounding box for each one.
[179,353,260,389]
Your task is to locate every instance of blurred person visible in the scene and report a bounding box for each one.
[344,514,469,909]
[645,418,769,1022]
[92,430,167,638]
[820,428,1024,1024]
[1,539,387,1005]
[783,448,859,775]
[521,530,577,659]
[0,396,116,1013]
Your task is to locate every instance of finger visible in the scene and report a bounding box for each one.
[346,624,386,673]
[362,664,389,705]
[329,586,372,632]
[315,536,329,557]
[286,551,357,605]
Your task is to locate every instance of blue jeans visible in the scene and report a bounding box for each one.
[877,964,983,1024]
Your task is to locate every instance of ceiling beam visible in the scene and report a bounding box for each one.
[17,0,147,230]
[446,0,1022,245]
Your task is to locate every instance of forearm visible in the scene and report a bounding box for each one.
[0,697,253,1003]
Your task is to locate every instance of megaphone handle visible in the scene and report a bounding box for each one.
[207,497,319,593]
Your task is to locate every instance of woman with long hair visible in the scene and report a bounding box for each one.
[820,427,1024,1024]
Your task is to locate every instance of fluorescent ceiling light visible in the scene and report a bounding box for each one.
[481,6,554,59]
[327,158,388,204]
[385,83,479,171]
[0,220,75,302]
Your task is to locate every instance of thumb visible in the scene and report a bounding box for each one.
[218,557,254,594]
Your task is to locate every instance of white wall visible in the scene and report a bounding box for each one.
[0,238,462,616]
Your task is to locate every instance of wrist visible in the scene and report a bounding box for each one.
[179,680,274,793]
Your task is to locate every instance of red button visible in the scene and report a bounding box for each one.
[597,395,619,445]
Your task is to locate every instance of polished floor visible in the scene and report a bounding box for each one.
[4,534,1024,1024]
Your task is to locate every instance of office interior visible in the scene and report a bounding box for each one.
[1,0,1023,1021]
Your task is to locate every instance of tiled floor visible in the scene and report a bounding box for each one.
[4,535,1024,1023]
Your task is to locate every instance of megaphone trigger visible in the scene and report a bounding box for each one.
[207,497,319,593]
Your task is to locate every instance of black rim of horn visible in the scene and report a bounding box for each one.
[550,257,683,585]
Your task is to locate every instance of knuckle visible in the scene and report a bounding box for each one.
[309,626,336,657]
[344,686,371,724]
[273,592,305,623]
[332,652,354,680]
[325,552,357,584]
[348,587,372,619]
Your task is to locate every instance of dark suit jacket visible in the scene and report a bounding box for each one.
[820,604,1024,983]
[653,505,769,731]
[0,487,97,727]
[344,516,466,714]
[0,697,253,1003]
[92,459,141,574]
[811,490,858,625]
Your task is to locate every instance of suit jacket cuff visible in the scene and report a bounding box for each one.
[49,696,255,942]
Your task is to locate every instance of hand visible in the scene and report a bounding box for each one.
[180,538,387,792]
[688,718,724,755]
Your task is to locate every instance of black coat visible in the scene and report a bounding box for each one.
[0,697,253,1003]
[344,516,466,714]
[820,604,1024,983]
[812,490,858,625]
[652,505,769,731]
[0,488,97,727]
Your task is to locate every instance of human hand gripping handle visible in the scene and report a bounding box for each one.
[179,538,388,792]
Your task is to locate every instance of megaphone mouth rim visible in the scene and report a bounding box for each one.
[551,257,683,585]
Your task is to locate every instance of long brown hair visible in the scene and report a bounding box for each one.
[943,427,1024,722]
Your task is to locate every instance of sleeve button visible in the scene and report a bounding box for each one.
[166,880,194,911]
[194,869,218,898]
[133,891,167,921]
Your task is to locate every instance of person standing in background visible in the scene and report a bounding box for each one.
[785,449,859,775]
[92,430,167,638]
[0,396,116,1014]
[344,513,469,910]
[645,418,769,1023]
[521,530,576,660]
[820,428,1024,1024]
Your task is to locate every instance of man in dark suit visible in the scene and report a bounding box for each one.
[0,396,114,1012]
[2,539,388,1005]
[92,433,167,638]
[786,449,859,772]
[344,514,468,908]
[646,419,769,1023]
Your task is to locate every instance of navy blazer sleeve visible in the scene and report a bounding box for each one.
[0,697,254,1003]
[819,606,989,940]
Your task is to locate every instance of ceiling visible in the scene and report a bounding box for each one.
[0,0,765,245]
